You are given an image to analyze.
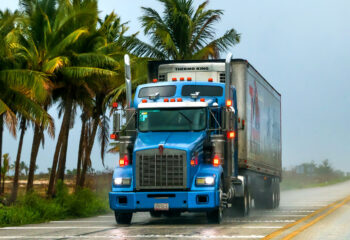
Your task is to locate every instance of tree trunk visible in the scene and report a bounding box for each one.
[56,96,74,182]
[26,123,43,192]
[10,118,26,203]
[0,115,3,194]
[79,120,98,188]
[47,117,66,197]
[1,173,4,194]
[48,91,73,197]
[76,117,87,188]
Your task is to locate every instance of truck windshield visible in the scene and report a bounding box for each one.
[138,108,207,132]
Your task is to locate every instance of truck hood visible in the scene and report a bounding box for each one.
[134,131,206,152]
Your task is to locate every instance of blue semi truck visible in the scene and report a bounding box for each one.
[109,54,282,224]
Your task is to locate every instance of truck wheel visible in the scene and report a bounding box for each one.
[114,211,133,224]
[150,211,162,218]
[207,181,224,224]
[232,187,250,216]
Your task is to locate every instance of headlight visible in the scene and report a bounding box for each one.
[113,177,131,186]
[196,176,215,186]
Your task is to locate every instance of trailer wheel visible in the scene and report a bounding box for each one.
[115,211,133,224]
[207,180,224,224]
[150,211,162,218]
[276,182,280,208]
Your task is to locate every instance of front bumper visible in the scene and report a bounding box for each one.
[109,190,219,212]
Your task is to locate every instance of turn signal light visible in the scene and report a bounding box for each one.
[213,155,220,167]
[227,131,235,139]
[190,159,198,166]
[112,102,118,108]
[153,78,158,83]
[119,155,129,167]
[226,99,232,107]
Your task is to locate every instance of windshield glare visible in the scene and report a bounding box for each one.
[138,108,207,132]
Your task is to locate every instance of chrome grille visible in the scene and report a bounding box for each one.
[136,149,187,190]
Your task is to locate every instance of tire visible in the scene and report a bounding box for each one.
[276,182,280,208]
[207,180,224,224]
[265,190,275,209]
[232,187,250,216]
[115,211,133,224]
[150,211,162,218]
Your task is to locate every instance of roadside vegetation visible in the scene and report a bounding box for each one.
[0,0,239,226]
[281,159,350,190]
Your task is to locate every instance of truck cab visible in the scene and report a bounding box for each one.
[110,80,235,223]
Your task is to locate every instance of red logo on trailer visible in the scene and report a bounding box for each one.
[249,81,260,140]
[158,144,164,155]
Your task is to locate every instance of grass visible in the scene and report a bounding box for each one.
[0,180,110,227]
[281,175,350,191]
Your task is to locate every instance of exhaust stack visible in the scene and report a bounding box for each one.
[225,52,233,103]
[124,54,132,108]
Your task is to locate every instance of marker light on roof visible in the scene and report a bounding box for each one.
[208,78,213,82]
[187,77,192,81]
[172,77,177,81]
[164,98,169,102]
[177,98,182,102]
[112,102,118,108]
[142,99,147,103]
[170,98,175,102]
[152,78,157,83]
[200,98,205,102]
[180,77,184,81]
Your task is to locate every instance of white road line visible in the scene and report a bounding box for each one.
[229,220,295,223]
[0,235,265,239]
[0,226,282,230]
[257,214,307,217]
[263,210,315,213]
[50,220,111,223]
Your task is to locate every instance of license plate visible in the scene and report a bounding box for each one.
[154,203,169,211]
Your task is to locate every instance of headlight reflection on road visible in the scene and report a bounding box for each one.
[200,228,220,237]
[109,228,128,238]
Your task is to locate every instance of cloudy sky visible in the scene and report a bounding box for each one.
[1,0,350,172]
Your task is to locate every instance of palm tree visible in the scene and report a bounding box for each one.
[1,9,54,198]
[44,0,126,196]
[135,0,240,60]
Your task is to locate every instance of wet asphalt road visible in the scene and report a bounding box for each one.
[1,180,350,240]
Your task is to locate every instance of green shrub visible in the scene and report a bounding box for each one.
[0,183,109,227]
